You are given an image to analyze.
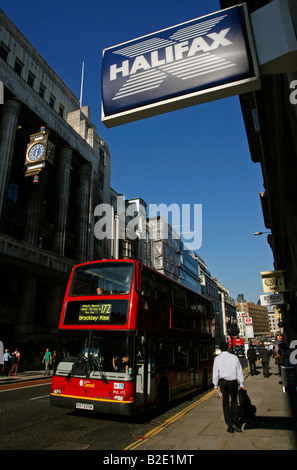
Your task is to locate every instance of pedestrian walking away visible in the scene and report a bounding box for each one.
[2,349,11,376]
[274,348,284,375]
[8,348,20,377]
[259,344,270,377]
[247,344,257,376]
[212,341,245,434]
[42,348,52,375]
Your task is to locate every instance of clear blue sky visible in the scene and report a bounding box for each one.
[2,0,274,303]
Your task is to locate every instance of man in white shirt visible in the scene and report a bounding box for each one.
[213,341,245,433]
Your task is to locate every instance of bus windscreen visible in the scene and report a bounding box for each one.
[69,262,134,296]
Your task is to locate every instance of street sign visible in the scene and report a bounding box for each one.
[260,293,284,306]
[261,270,286,293]
[246,324,254,338]
[245,317,253,324]
[101,4,260,127]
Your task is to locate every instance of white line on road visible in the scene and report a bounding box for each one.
[29,394,50,400]
[0,383,50,393]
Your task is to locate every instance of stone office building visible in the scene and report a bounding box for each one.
[0,9,111,367]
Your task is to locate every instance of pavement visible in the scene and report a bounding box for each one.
[126,361,297,451]
[1,362,297,451]
[0,370,51,385]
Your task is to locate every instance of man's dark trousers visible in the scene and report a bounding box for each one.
[219,378,239,428]
[249,360,257,376]
[262,361,269,377]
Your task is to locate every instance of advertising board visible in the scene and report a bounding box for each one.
[101,4,260,127]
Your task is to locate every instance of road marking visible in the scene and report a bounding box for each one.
[0,382,51,393]
[125,388,216,451]
[29,394,50,401]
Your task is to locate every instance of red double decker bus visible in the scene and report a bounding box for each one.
[50,259,214,415]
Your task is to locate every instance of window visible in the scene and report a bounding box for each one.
[99,148,105,165]
[174,341,188,367]
[199,342,210,361]
[171,309,195,331]
[197,299,207,316]
[173,284,185,308]
[7,183,19,203]
[27,72,35,88]
[70,261,134,296]
[14,58,23,76]
[158,339,174,367]
[99,175,104,190]
[122,239,135,259]
[58,105,64,117]
[0,42,9,62]
[141,270,156,299]
[49,95,55,108]
[156,277,172,303]
[186,291,198,313]
[39,84,45,98]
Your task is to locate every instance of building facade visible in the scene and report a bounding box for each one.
[220,0,297,342]
[236,300,270,338]
[0,9,111,367]
[196,256,225,344]
[216,281,237,343]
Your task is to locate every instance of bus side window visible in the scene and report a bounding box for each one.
[156,278,172,304]
[173,285,186,308]
[199,343,209,361]
[158,340,174,367]
[175,341,188,367]
[186,292,198,313]
[197,300,206,315]
[141,271,156,299]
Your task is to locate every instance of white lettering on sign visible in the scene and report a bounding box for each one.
[110,29,233,81]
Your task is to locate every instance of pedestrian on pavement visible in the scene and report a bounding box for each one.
[42,348,52,375]
[212,341,245,433]
[8,348,20,377]
[259,344,270,377]
[2,349,11,376]
[52,350,56,371]
[247,344,257,376]
[274,348,284,375]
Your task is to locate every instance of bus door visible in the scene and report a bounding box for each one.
[146,335,156,405]
[135,333,156,408]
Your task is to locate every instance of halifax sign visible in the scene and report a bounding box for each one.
[101,4,260,127]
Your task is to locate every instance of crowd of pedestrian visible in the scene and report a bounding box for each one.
[212,340,293,434]
[1,348,21,377]
[1,346,56,377]
[247,341,291,378]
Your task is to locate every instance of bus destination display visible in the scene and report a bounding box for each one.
[64,299,129,325]
[79,303,111,323]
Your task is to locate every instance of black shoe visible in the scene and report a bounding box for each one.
[232,424,242,432]
[227,427,234,433]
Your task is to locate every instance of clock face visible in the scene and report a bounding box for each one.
[28,142,45,162]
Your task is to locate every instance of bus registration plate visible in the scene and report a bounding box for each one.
[76,402,94,411]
